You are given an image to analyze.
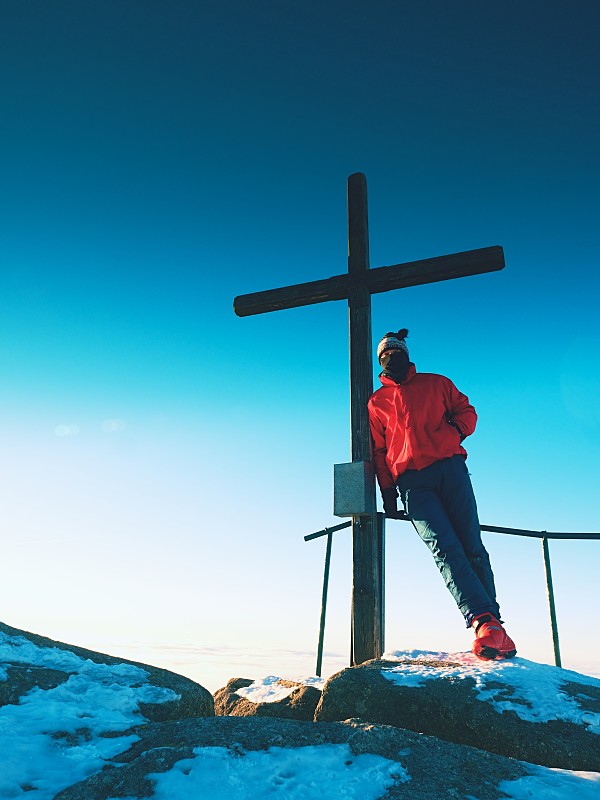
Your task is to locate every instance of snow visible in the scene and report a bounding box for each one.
[128,744,410,800]
[0,631,178,799]
[381,649,600,733]
[234,674,326,704]
[499,766,600,800]
[2,630,600,800]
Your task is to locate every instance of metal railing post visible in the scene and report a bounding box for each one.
[377,512,386,654]
[541,534,562,668]
[316,531,333,677]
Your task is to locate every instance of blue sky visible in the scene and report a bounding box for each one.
[1,1,599,688]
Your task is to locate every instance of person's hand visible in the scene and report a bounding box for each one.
[381,487,398,516]
[447,417,466,441]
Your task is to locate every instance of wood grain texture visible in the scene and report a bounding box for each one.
[233,246,504,316]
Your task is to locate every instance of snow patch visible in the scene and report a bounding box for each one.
[141,744,410,800]
[235,675,325,704]
[499,765,600,800]
[0,630,178,800]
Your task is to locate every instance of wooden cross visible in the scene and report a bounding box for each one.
[234,173,504,666]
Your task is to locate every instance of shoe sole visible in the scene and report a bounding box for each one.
[473,645,498,661]
[498,649,517,659]
[474,646,517,661]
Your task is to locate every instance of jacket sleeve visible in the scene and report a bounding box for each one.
[446,380,477,440]
[368,402,396,492]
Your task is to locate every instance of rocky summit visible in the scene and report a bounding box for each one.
[1,621,599,799]
[315,654,600,771]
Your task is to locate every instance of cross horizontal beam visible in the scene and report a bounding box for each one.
[234,245,504,317]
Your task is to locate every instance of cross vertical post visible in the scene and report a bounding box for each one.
[233,173,505,668]
[347,173,384,664]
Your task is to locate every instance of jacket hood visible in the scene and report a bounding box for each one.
[378,363,416,387]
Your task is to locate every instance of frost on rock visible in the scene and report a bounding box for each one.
[382,649,600,732]
[0,628,181,800]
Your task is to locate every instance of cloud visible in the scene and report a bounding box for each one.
[54,424,80,437]
[101,419,127,433]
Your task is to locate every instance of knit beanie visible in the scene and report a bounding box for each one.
[376,328,409,362]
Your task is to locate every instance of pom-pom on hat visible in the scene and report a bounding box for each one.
[377,328,409,362]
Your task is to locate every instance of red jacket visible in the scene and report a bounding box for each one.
[368,364,477,491]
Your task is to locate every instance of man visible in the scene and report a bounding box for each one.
[368,328,516,660]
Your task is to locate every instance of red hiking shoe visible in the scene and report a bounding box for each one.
[472,613,517,661]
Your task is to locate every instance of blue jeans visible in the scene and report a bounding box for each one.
[397,455,500,626]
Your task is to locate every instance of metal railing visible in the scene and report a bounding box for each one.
[304,512,600,676]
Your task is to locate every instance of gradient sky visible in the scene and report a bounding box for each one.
[1,1,599,687]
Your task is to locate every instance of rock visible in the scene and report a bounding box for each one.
[214,676,321,720]
[4,625,600,799]
[315,656,600,771]
[0,620,214,721]
[54,716,531,800]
